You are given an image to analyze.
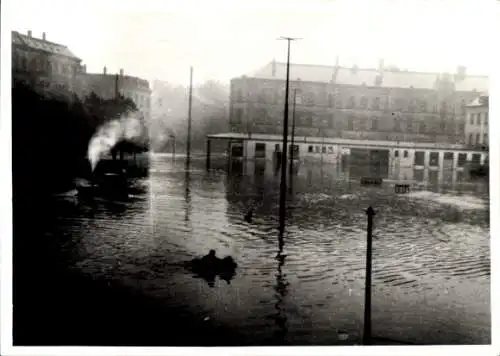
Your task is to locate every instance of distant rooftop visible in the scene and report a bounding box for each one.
[12,30,80,60]
[243,61,488,92]
[467,94,489,107]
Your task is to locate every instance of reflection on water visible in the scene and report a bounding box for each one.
[44,154,490,345]
[273,233,288,344]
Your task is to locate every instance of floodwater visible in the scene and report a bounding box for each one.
[42,154,490,345]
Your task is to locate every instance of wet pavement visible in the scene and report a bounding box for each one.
[14,154,490,346]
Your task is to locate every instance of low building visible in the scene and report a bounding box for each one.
[12,30,82,94]
[465,94,489,149]
[77,67,152,121]
[207,133,488,185]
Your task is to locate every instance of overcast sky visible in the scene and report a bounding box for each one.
[7,0,493,86]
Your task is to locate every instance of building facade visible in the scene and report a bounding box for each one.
[229,59,488,145]
[77,67,152,121]
[12,30,82,93]
[465,94,489,148]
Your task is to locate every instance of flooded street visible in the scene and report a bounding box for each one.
[42,153,490,345]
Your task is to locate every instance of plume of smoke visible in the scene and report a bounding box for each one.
[87,110,145,171]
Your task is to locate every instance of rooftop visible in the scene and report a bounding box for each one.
[206,133,481,151]
[243,61,488,92]
[12,30,80,60]
[467,94,489,107]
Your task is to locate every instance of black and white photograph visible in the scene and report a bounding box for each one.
[1,0,498,355]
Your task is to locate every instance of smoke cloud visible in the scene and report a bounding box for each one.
[87,110,145,171]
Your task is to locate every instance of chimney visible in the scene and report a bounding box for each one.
[42,32,46,41]
[455,65,466,81]
[271,59,276,77]
[120,68,124,76]
[27,30,32,38]
[335,56,340,67]
[103,66,107,75]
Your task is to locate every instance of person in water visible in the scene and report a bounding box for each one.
[200,249,218,267]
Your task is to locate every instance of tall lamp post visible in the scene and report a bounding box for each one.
[277,36,301,235]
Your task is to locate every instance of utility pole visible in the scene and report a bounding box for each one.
[278,36,301,236]
[363,206,375,345]
[289,88,297,173]
[186,66,193,170]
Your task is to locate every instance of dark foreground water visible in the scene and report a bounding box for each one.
[13,154,490,346]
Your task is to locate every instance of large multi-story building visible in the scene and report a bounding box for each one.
[12,30,82,93]
[77,67,152,121]
[465,94,489,148]
[229,59,488,144]
[206,59,489,184]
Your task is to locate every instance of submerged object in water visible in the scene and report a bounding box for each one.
[185,250,238,285]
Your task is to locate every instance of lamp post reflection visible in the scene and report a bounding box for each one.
[273,233,289,344]
[184,170,192,223]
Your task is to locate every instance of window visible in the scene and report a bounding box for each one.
[372,97,381,110]
[440,121,446,131]
[394,120,401,131]
[403,150,409,158]
[419,122,426,133]
[308,145,313,153]
[470,113,474,124]
[275,144,280,152]
[418,99,427,112]
[347,116,354,130]
[371,117,378,130]
[255,143,266,158]
[328,93,334,108]
[444,152,454,160]
[315,146,320,153]
[328,146,334,154]
[429,152,439,166]
[476,133,480,144]
[233,108,243,124]
[457,153,467,167]
[360,96,368,109]
[348,96,356,108]
[485,112,489,125]
[469,133,473,145]
[477,113,481,125]
[322,146,327,154]
[395,150,399,157]
[414,151,425,165]
[484,133,488,144]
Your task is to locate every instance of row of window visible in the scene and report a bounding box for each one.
[469,112,488,126]
[14,51,75,77]
[233,109,464,134]
[255,142,479,168]
[468,133,488,145]
[234,89,466,114]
